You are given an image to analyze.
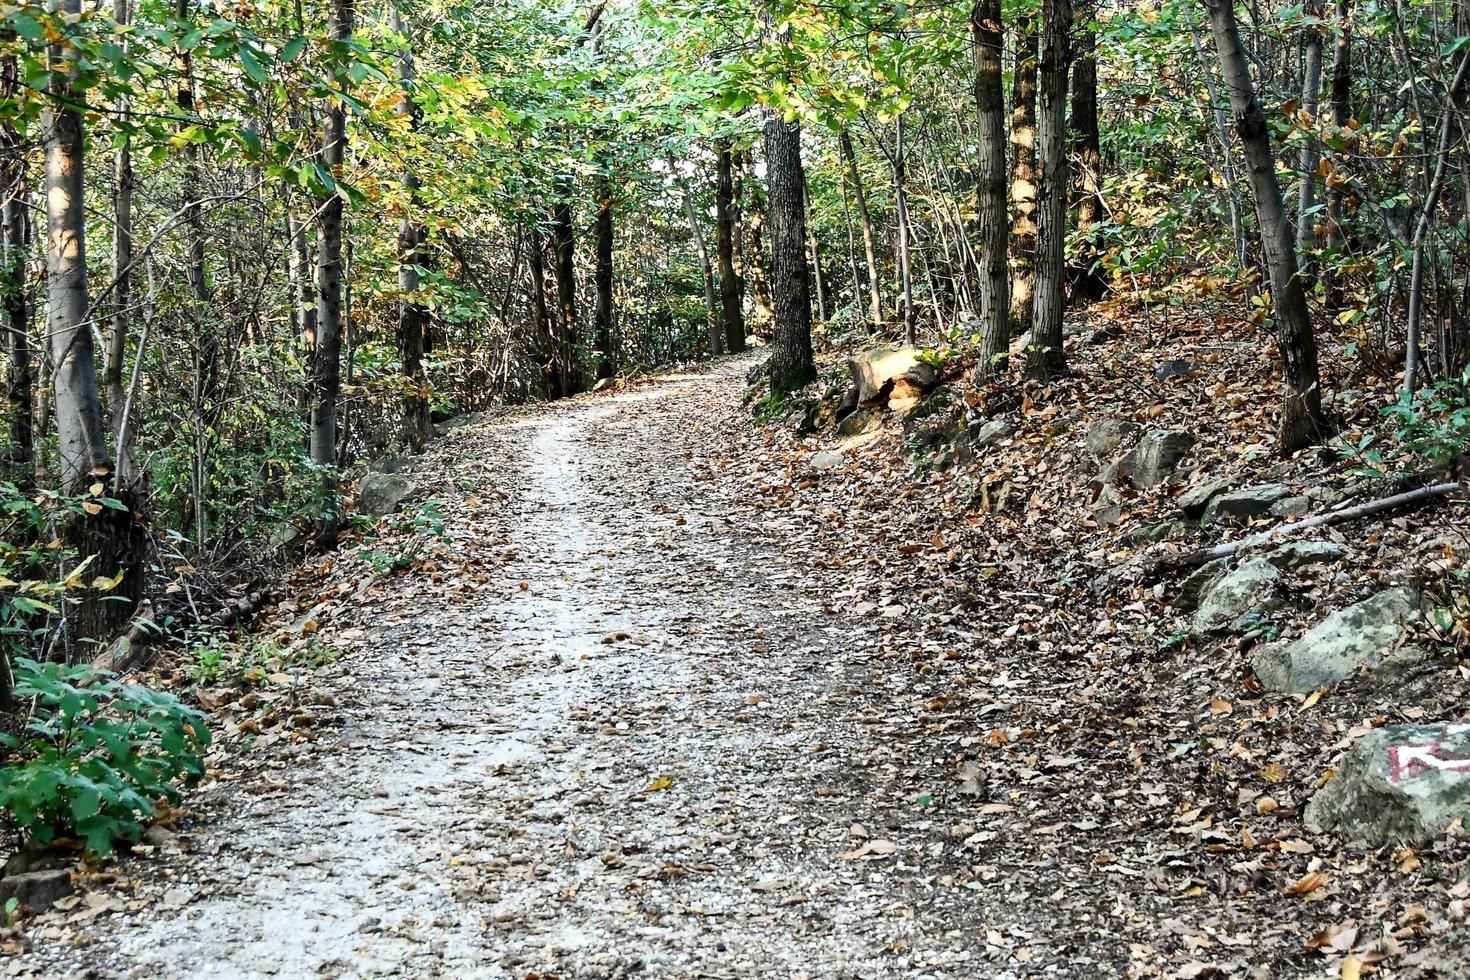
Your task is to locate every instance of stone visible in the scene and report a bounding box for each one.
[1193,558,1281,633]
[1085,417,1138,459]
[1304,722,1470,843]
[1270,494,1312,518]
[838,408,881,437]
[808,451,845,473]
[264,524,305,559]
[358,472,415,516]
[1175,557,1230,610]
[367,456,407,474]
[1154,358,1194,381]
[1176,478,1234,521]
[846,347,940,407]
[1202,483,1293,523]
[591,377,615,392]
[969,418,1014,449]
[1260,540,1347,571]
[1084,322,1125,345]
[1253,587,1426,693]
[0,870,73,912]
[1116,429,1194,489]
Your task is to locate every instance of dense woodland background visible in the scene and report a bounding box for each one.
[1,0,1469,700]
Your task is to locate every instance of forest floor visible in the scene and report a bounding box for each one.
[7,330,1470,979]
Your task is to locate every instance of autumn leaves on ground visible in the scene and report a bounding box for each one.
[3,307,1469,978]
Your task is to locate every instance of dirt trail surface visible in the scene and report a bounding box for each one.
[14,355,1470,979]
[16,358,994,979]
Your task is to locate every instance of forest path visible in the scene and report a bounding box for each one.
[26,356,988,979]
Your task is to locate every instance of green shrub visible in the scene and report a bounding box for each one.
[1385,366,1470,472]
[0,659,210,856]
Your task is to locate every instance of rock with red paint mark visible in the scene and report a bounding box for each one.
[1306,722,1470,843]
[1253,587,1426,693]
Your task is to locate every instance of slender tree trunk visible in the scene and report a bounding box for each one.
[528,222,557,398]
[716,143,746,352]
[1070,20,1108,302]
[46,0,144,644]
[1189,22,1250,268]
[592,188,614,378]
[671,153,721,356]
[1204,0,1326,451]
[1,37,32,488]
[746,184,775,327]
[763,111,815,392]
[1323,0,1352,311]
[804,182,829,323]
[310,0,354,503]
[891,114,916,345]
[972,0,1009,378]
[392,9,431,448]
[839,130,883,326]
[1295,0,1326,270]
[551,199,579,395]
[104,0,131,436]
[1027,0,1071,379]
[1009,15,1039,340]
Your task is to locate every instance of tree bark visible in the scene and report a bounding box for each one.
[528,221,557,398]
[550,199,579,395]
[1323,0,1352,311]
[1069,19,1108,302]
[839,130,883,326]
[0,35,31,487]
[46,0,145,645]
[1027,0,1070,379]
[716,143,746,352]
[104,0,131,439]
[971,0,1009,378]
[762,111,815,393]
[1203,0,1326,451]
[1009,15,1039,341]
[804,181,829,323]
[1295,0,1326,268]
[891,114,916,345]
[393,9,431,448]
[671,153,720,356]
[310,0,354,495]
[746,181,775,327]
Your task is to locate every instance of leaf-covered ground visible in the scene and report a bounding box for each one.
[8,315,1470,978]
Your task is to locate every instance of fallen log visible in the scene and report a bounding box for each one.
[1150,481,1465,577]
[90,589,272,675]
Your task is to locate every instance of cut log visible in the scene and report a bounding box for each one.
[1150,482,1464,577]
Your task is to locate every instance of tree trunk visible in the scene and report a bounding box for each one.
[1323,0,1352,311]
[551,199,579,395]
[1009,15,1039,340]
[1188,22,1250,269]
[762,111,815,393]
[1027,0,1070,379]
[804,182,829,323]
[1069,20,1107,302]
[1203,0,1325,451]
[1295,0,1326,269]
[716,143,746,352]
[528,221,557,398]
[971,0,1009,379]
[0,36,32,487]
[393,10,431,449]
[103,0,131,437]
[839,130,883,327]
[46,0,145,645]
[746,183,775,328]
[310,0,354,500]
[671,153,721,356]
[890,114,916,345]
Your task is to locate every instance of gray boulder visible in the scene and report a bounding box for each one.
[1270,494,1312,518]
[1254,587,1426,693]
[358,472,415,516]
[1260,540,1347,571]
[1154,358,1194,381]
[1175,557,1230,610]
[1116,429,1195,489]
[1193,557,1281,633]
[809,450,845,473]
[0,869,73,912]
[1203,483,1293,523]
[1305,722,1470,843]
[1085,417,1138,459]
[970,418,1014,449]
[1176,478,1234,520]
[838,407,881,437]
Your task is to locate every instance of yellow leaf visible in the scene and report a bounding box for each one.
[642,774,675,794]
[1341,957,1362,980]
[1259,762,1288,784]
[88,482,104,495]
[80,500,103,516]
